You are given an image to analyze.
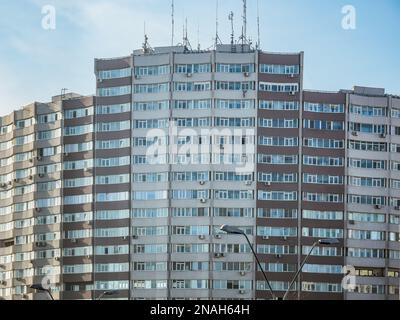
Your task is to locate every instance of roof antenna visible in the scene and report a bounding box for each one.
[215,0,222,48]
[183,18,192,52]
[142,22,152,54]
[197,22,201,51]
[171,0,175,47]
[257,0,261,50]
[229,11,236,52]
[242,0,247,44]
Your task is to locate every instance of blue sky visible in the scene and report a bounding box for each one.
[0,0,399,115]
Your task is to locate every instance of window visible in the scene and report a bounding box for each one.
[134,101,170,111]
[64,142,93,153]
[135,65,169,76]
[257,209,297,219]
[303,211,343,220]
[303,174,343,185]
[95,139,130,150]
[258,154,298,165]
[64,125,93,136]
[134,83,169,94]
[96,210,130,220]
[304,138,344,149]
[174,100,212,110]
[215,117,255,127]
[96,157,130,167]
[97,103,131,114]
[303,156,343,167]
[258,191,297,201]
[216,81,255,91]
[175,63,211,74]
[259,82,299,92]
[350,105,386,117]
[36,129,61,140]
[304,120,344,131]
[259,100,299,110]
[259,119,298,128]
[96,192,129,202]
[96,174,129,185]
[302,228,343,238]
[349,122,386,134]
[133,208,169,218]
[216,100,254,110]
[97,86,131,97]
[174,82,211,92]
[64,194,93,205]
[304,102,344,113]
[38,113,59,123]
[64,177,92,188]
[98,68,131,80]
[64,107,93,119]
[259,136,298,147]
[349,158,385,170]
[257,227,297,237]
[303,193,343,203]
[217,63,255,73]
[260,64,299,74]
[96,121,130,132]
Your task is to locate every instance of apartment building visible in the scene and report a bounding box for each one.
[0,44,399,300]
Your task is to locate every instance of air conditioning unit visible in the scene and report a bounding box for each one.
[214,253,225,258]
[219,144,225,150]
[186,73,193,78]
[38,173,45,178]
[395,206,400,211]
[70,238,77,243]
[54,257,60,261]
[352,131,358,137]
[14,178,20,183]
[64,152,69,157]
[0,183,6,188]
[84,168,91,173]
[86,255,92,259]
[134,75,141,80]
[375,205,382,210]
[244,72,250,77]
[16,277,24,282]
[240,271,246,276]
[198,235,206,240]
[199,181,206,186]
[215,234,222,239]
[29,175,34,180]
[349,220,356,225]
[132,235,139,240]
[242,90,248,98]
[23,294,29,299]
[29,158,34,163]
[0,265,5,270]
[262,236,270,240]
[380,133,387,139]
[35,208,41,212]
[245,181,253,186]
[239,290,246,295]
[288,74,295,78]
[289,91,296,96]
[0,280,6,286]
[283,236,288,241]
[265,181,272,187]
[200,198,207,204]
[276,254,283,259]
[36,156,42,161]
[122,236,128,240]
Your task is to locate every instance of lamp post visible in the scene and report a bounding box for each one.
[30,284,54,300]
[220,225,277,300]
[282,238,340,300]
[97,290,119,300]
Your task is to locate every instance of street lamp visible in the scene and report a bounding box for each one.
[30,284,54,300]
[97,290,119,300]
[220,225,277,300]
[282,238,340,300]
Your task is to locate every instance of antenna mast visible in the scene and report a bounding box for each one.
[242,0,247,44]
[142,22,152,54]
[229,11,235,50]
[171,0,175,47]
[257,0,261,50]
[215,0,222,48]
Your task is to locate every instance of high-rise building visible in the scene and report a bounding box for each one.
[0,44,399,300]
